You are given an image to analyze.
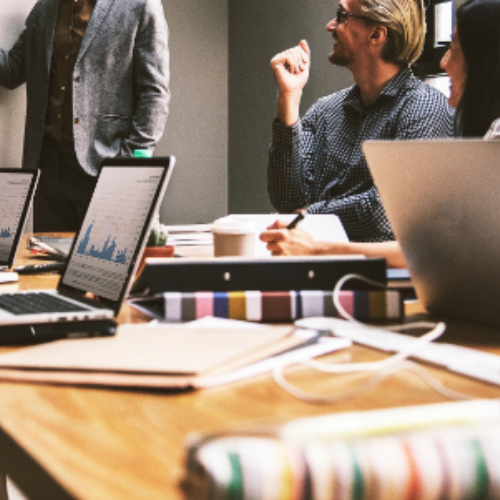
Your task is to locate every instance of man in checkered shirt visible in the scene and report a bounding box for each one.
[265,0,454,249]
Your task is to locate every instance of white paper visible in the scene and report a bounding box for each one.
[200,336,351,388]
[434,2,453,47]
[0,272,18,284]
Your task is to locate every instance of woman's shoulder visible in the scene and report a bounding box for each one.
[484,118,500,140]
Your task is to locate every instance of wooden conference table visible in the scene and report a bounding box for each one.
[0,234,499,499]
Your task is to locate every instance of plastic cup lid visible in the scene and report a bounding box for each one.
[211,216,256,234]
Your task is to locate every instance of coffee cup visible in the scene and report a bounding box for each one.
[211,217,256,257]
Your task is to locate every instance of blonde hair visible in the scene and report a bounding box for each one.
[359,0,426,66]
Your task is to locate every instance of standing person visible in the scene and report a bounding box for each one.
[267,0,454,244]
[0,0,170,231]
[261,0,500,268]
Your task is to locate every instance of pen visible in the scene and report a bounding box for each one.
[287,210,306,230]
[14,262,66,275]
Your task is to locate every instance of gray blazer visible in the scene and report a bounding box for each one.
[0,0,170,176]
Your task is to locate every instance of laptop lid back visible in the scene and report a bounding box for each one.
[57,157,175,315]
[363,139,500,327]
[0,169,39,269]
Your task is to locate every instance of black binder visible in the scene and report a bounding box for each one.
[131,256,387,294]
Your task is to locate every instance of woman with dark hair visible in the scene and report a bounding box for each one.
[441,0,500,138]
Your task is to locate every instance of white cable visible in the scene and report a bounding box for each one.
[273,360,475,405]
[272,273,477,404]
[302,321,445,373]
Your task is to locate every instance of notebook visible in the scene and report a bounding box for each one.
[363,139,500,327]
[0,324,321,390]
[0,169,39,270]
[0,157,175,340]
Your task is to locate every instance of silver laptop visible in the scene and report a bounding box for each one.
[0,157,175,333]
[363,139,500,328]
[0,169,39,270]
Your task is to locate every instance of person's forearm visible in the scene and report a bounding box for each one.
[268,119,310,212]
[277,90,302,126]
[315,241,406,268]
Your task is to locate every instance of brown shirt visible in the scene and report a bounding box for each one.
[44,0,98,143]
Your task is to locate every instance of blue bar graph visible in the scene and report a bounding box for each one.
[77,221,128,264]
[0,228,12,238]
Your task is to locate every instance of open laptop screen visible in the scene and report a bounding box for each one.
[59,159,173,308]
[0,169,39,268]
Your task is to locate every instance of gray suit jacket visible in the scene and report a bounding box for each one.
[0,0,170,176]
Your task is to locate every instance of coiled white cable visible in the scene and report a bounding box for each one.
[273,273,477,404]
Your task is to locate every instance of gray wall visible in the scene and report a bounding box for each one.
[157,0,228,224]
[228,0,351,214]
[0,0,36,170]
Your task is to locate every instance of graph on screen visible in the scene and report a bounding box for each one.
[62,167,164,301]
[76,221,129,264]
[0,172,33,263]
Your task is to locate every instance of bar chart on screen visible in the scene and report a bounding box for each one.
[0,173,32,261]
[62,167,164,300]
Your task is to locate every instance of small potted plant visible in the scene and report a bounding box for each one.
[137,216,174,275]
[147,216,170,248]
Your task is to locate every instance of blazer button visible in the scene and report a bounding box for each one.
[74,76,81,83]
[74,118,80,124]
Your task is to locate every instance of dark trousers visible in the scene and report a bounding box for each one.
[34,138,97,232]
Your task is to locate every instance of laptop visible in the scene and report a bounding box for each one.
[0,169,39,270]
[363,139,500,328]
[0,157,175,341]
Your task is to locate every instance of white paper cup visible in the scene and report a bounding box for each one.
[211,217,256,257]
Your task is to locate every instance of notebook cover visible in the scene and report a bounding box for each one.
[0,325,301,390]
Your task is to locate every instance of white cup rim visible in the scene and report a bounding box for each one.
[211,217,256,235]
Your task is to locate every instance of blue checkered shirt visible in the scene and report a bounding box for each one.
[268,68,455,242]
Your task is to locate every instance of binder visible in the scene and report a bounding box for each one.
[131,256,387,294]
[129,289,403,323]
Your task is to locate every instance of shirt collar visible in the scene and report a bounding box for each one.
[344,67,413,110]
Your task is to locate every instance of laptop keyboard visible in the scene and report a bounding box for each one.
[0,293,89,315]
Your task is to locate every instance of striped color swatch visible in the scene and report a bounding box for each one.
[163,290,402,323]
[183,424,500,500]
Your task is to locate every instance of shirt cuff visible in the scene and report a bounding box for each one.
[272,119,300,148]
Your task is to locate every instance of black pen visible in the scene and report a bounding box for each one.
[286,210,306,230]
[14,262,66,275]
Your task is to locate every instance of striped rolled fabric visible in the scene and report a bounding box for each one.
[183,422,500,500]
[163,290,403,323]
